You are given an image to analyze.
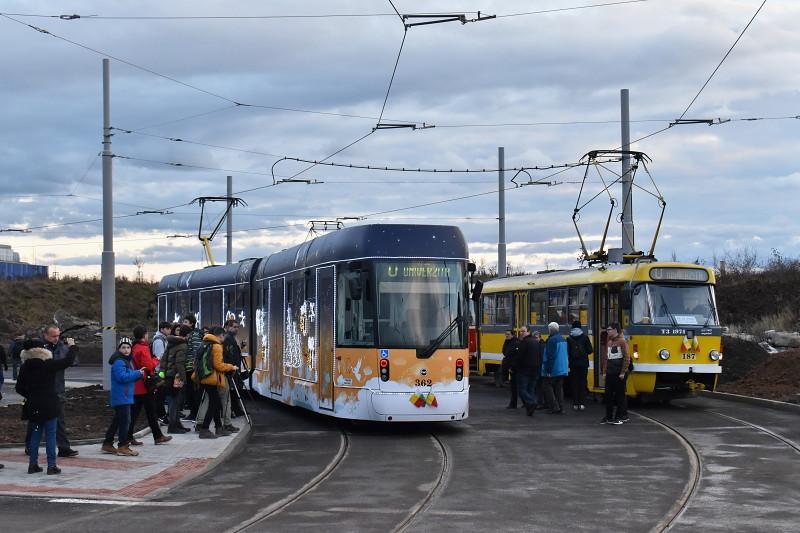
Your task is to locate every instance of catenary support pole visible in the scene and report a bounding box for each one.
[226,175,233,265]
[621,89,634,255]
[498,147,507,278]
[101,58,116,391]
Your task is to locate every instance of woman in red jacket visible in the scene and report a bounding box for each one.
[128,325,172,445]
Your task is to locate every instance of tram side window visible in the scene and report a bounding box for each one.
[495,293,512,325]
[529,290,547,325]
[481,293,512,325]
[632,284,652,324]
[337,270,375,346]
[568,286,590,326]
[548,289,568,325]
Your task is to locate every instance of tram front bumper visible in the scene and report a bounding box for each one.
[370,388,470,422]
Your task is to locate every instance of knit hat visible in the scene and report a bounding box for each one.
[118,337,133,349]
[571,321,582,329]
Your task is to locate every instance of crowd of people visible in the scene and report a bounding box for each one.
[2,315,246,474]
[498,321,632,425]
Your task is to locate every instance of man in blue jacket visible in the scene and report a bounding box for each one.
[542,322,569,414]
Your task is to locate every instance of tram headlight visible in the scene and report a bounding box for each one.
[709,350,721,361]
[658,349,670,360]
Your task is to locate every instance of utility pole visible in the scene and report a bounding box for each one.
[620,89,635,254]
[226,175,233,265]
[101,58,115,390]
[497,147,507,278]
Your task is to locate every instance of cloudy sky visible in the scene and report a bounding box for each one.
[1,0,798,280]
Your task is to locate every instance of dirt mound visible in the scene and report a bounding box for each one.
[718,349,800,403]
[0,385,148,445]
[719,335,770,384]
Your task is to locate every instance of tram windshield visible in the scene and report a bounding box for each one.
[632,283,719,326]
[375,261,467,349]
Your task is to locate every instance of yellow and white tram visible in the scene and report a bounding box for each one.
[477,262,723,399]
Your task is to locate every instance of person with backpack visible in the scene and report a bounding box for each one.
[541,322,569,414]
[101,338,146,456]
[193,326,238,439]
[182,315,204,422]
[567,320,594,411]
[151,321,172,424]
[163,324,192,434]
[128,325,172,446]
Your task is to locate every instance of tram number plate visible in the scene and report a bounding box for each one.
[415,379,433,387]
[681,353,697,361]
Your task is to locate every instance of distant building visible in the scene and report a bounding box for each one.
[0,244,48,279]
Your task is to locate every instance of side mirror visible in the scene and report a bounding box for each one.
[467,262,477,273]
[471,280,484,302]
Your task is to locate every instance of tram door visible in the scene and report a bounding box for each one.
[268,278,284,395]
[594,285,621,389]
[513,291,529,332]
[316,266,335,410]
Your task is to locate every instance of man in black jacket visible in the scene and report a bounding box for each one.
[567,320,594,411]
[516,327,543,416]
[500,330,520,408]
[498,330,520,409]
[223,319,245,419]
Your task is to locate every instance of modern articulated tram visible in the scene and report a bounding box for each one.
[157,224,472,422]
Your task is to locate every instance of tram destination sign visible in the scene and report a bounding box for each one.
[385,264,454,279]
[650,267,709,282]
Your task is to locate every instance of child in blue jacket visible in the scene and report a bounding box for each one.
[100,338,144,456]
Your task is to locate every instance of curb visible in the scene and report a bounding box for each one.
[700,390,800,413]
[146,421,252,500]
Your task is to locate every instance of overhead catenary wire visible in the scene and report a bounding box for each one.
[677,0,768,121]
[0,14,421,126]
[0,2,645,21]
[615,0,770,149]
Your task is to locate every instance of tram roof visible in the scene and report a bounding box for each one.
[158,258,259,292]
[481,261,716,293]
[256,223,468,279]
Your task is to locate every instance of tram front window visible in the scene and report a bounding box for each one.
[633,284,718,326]
[376,261,467,349]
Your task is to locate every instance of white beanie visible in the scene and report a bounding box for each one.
[548,322,559,333]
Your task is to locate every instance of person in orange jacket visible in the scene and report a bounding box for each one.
[128,325,172,445]
[193,326,237,439]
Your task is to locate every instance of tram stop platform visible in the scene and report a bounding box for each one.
[0,420,249,501]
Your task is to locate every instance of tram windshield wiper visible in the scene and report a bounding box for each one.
[659,293,677,327]
[418,315,463,359]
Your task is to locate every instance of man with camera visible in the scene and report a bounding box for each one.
[42,326,80,458]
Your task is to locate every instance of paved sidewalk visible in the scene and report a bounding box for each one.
[0,420,249,500]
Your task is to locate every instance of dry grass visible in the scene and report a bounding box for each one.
[0,277,156,338]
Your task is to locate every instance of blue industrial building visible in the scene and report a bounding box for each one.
[0,244,48,279]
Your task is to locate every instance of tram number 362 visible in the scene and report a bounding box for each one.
[415,379,433,387]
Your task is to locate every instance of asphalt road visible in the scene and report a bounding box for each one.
[0,378,797,532]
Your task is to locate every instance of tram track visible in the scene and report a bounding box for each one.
[709,411,800,455]
[391,432,452,533]
[225,429,351,533]
[631,411,703,533]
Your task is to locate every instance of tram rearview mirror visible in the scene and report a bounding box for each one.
[467,262,476,273]
[471,280,483,302]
